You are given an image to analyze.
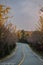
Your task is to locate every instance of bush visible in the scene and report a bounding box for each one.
[0,26,16,59]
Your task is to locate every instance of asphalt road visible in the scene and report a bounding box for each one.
[0,43,43,65]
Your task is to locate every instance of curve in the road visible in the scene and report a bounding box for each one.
[0,43,25,65]
[0,43,43,65]
[18,46,25,65]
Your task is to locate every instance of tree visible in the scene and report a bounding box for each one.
[39,7,43,32]
[0,5,11,27]
[0,5,16,59]
[35,7,43,50]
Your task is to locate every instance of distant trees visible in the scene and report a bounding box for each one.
[20,30,25,40]
[17,30,29,43]
[0,5,16,59]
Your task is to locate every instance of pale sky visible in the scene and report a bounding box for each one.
[0,0,43,31]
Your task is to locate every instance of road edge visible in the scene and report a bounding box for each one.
[0,46,18,62]
[27,45,43,63]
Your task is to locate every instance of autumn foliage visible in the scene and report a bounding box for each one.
[0,5,16,59]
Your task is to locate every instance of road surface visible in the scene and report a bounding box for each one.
[0,43,43,65]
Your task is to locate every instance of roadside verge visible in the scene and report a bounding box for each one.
[0,46,18,62]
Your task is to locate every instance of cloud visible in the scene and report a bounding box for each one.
[14,0,43,31]
[0,0,43,31]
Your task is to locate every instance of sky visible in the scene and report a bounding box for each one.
[0,0,43,31]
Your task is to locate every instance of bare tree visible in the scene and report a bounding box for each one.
[39,7,43,32]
